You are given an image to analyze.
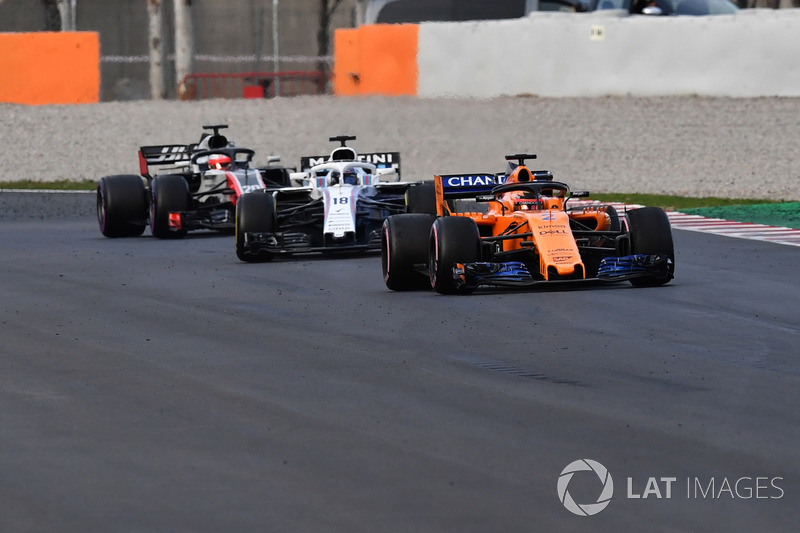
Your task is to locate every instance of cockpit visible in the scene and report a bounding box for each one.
[508,185,568,211]
[494,166,570,212]
[313,165,371,187]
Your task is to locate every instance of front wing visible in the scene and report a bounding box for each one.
[242,227,383,255]
[165,205,236,233]
[454,254,672,289]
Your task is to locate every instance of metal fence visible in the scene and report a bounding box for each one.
[178,71,329,100]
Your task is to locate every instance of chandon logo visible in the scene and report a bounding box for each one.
[557,459,614,516]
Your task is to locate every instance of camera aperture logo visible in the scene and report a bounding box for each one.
[558,459,785,517]
[557,459,614,516]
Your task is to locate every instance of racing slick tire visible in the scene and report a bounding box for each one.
[626,206,675,287]
[580,205,623,278]
[381,214,435,291]
[97,175,148,238]
[606,205,621,232]
[236,192,276,262]
[405,180,437,215]
[150,174,190,239]
[430,216,481,295]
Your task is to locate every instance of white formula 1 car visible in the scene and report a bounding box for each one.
[235,135,435,261]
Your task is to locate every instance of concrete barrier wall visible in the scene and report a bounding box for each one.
[419,9,800,98]
[0,32,100,104]
[335,9,800,98]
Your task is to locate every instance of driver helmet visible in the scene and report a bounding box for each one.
[513,191,539,211]
[343,168,359,186]
[209,153,232,170]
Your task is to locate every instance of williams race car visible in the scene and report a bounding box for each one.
[97,124,293,238]
[235,135,434,261]
[381,153,674,293]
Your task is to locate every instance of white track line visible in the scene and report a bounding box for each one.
[572,200,800,248]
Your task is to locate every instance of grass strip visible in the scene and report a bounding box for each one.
[0,179,97,191]
[586,193,776,211]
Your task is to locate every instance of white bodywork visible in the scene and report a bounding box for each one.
[281,149,401,241]
[287,161,389,239]
[289,162,398,191]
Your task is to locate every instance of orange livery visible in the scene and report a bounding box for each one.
[382,154,674,294]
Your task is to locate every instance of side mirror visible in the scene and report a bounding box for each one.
[641,5,663,15]
[570,190,590,198]
[289,171,309,187]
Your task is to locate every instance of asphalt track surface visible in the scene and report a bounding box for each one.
[2,198,799,532]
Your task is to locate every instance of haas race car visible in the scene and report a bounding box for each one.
[235,135,434,262]
[97,124,293,238]
[381,153,675,294]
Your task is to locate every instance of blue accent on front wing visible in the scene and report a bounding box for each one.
[597,254,672,280]
[461,261,533,283]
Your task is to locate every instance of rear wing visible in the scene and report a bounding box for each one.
[435,173,508,196]
[434,173,507,216]
[138,144,194,177]
[300,151,401,175]
[435,172,590,216]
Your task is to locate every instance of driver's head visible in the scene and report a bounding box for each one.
[513,191,539,211]
[209,153,232,170]
[343,169,359,185]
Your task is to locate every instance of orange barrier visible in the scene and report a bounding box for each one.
[0,32,100,105]
[333,24,418,96]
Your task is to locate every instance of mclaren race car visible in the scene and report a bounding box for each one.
[97,124,293,238]
[235,136,434,261]
[381,153,675,294]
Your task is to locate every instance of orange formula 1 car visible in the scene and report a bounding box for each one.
[381,154,674,294]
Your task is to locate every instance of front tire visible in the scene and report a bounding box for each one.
[236,192,276,262]
[381,214,434,290]
[150,174,190,239]
[96,175,148,238]
[430,216,481,294]
[626,207,674,287]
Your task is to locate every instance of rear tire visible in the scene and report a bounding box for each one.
[381,214,434,290]
[405,180,437,215]
[150,175,190,239]
[626,207,674,287]
[236,192,276,262]
[96,175,147,238]
[430,216,481,294]
[606,205,621,232]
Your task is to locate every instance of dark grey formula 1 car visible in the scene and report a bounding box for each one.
[97,124,293,238]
